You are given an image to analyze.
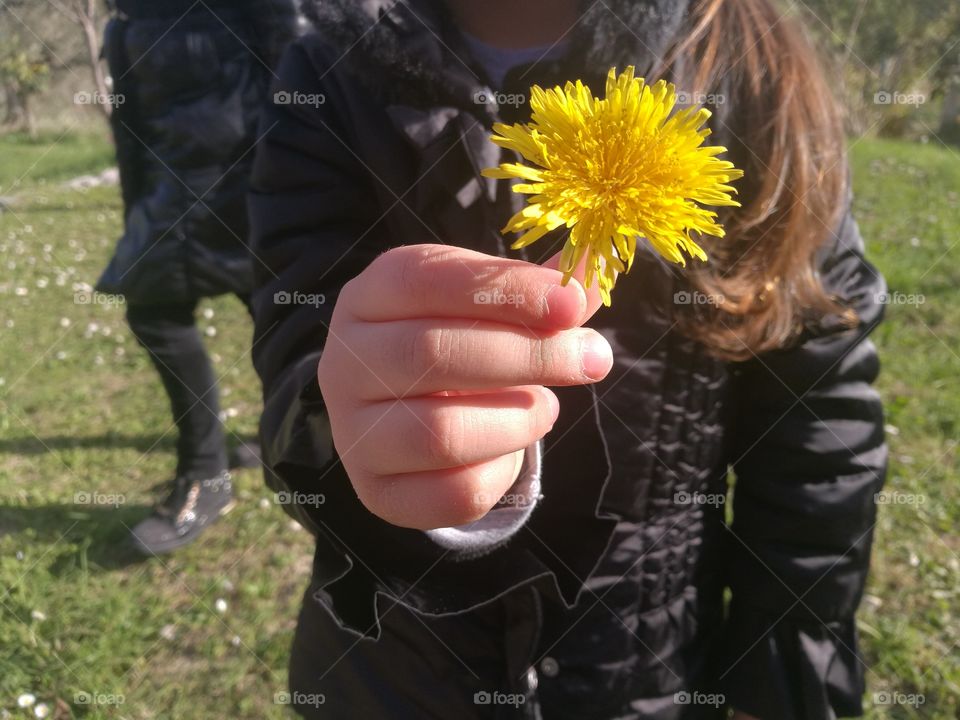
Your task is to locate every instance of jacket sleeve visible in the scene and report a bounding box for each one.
[102,17,143,213]
[718,205,888,720]
[248,40,547,639]
[249,0,301,69]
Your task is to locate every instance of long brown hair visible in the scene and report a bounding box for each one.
[661,0,855,360]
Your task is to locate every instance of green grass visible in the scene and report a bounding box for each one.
[0,131,312,719]
[0,131,958,718]
[0,131,116,196]
[849,137,960,718]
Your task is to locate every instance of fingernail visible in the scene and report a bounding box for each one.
[545,282,585,324]
[580,332,612,380]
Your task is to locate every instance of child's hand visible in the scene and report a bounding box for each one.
[316,243,611,529]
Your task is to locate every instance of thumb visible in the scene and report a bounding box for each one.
[542,248,607,326]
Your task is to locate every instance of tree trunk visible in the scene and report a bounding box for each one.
[2,82,24,126]
[23,94,36,138]
[2,82,30,132]
[65,0,110,120]
[939,76,960,145]
[80,0,110,119]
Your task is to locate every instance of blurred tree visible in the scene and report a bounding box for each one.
[795,0,960,140]
[0,43,51,137]
[932,11,960,144]
[940,80,960,144]
[60,0,111,119]
[0,0,110,133]
[1,0,57,135]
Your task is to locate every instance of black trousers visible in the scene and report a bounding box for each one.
[126,296,252,480]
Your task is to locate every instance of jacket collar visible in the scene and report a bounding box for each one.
[302,0,692,204]
[301,0,692,116]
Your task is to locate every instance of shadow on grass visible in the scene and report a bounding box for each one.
[0,503,155,570]
[0,434,175,455]
[6,201,121,214]
[0,433,257,457]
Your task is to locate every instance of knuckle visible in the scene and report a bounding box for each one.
[316,352,332,393]
[394,251,429,307]
[460,462,512,519]
[537,333,579,382]
[420,406,466,465]
[366,247,403,278]
[396,328,425,379]
[459,495,493,524]
[496,266,525,299]
[316,341,342,398]
[355,474,428,528]
[528,336,552,378]
[359,248,415,306]
[352,475,394,521]
[415,244,464,270]
[392,245,453,304]
[400,325,452,379]
[336,275,365,317]
[459,495,492,529]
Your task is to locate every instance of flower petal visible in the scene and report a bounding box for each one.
[480,67,743,304]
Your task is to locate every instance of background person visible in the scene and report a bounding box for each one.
[96,0,298,554]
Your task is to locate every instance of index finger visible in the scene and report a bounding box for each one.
[342,244,588,330]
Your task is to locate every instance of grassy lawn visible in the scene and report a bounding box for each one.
[0,131,313,719]
[0,131,116,196]
[849,136,960,718]
[0,129,957,718]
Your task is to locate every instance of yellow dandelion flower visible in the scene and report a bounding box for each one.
[481,66,744,306]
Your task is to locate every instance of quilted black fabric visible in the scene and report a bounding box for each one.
[249,3,888,718]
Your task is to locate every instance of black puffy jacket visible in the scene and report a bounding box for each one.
[96,0,298,304]
[248,1,888,718]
